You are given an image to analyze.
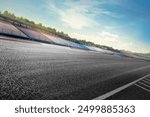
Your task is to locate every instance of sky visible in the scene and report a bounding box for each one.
[0,0,150,53]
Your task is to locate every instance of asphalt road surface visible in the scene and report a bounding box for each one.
[0,39,150,100]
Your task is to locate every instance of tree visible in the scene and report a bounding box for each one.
[3,10,9,16]
[37,23,43,28]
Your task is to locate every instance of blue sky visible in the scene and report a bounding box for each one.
[0,0,150,53]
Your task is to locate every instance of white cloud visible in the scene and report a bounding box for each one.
[98,31,119,42]
[48,0,119,30]
[69,31,119,44]
[60,10,93,30]
[48,0,96,30]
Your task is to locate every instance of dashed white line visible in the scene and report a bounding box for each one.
[138,82,150,88]
[146,77,150,79]
[135,84,150,93]
[145,78,150,82]
[93,74,150,100]
[142,80,150,85]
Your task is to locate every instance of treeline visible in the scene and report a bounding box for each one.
[134,53,150,57]
[0,10,70,38]
[0,10,119,52]
[79,40,120,52]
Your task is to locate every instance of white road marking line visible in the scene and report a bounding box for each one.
[93,74,150,100]
[146,77,150,79]
[145,78,150,82]
[135,84,150,93]
[138,82,150,88]
[142,80,150,85]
